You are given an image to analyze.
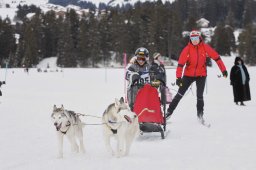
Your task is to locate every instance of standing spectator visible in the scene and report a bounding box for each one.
[230,57,251,105]
[0,81,5,96]
[166,30,228,122]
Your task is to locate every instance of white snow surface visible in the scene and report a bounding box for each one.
[0,55,256,170]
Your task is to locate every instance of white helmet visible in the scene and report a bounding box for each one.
[189,30,201,38]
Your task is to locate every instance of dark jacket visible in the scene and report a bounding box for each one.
[150,60,166,85]
[230,57,251,102]
[126,61,151,85]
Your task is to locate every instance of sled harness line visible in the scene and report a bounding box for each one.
[137,108,155,117]
[76,113,102,119]
[80,107,154,126]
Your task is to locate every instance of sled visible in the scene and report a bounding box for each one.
[132,83,168,139]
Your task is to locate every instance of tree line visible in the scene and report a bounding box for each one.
[0,0,256,68]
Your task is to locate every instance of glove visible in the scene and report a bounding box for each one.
[222,70,228,78]
[131,74,140,84]
[176,78,182,87]
[151,80,161,87]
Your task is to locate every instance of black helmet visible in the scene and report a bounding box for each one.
[135,47,149,57]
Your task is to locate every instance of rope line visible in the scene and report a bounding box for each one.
[81,107,155,126]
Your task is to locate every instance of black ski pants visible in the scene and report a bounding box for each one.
[168,76,206,115]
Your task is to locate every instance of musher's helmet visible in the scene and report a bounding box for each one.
[135,47,149,57]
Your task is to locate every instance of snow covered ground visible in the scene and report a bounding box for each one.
[0,55,256,170]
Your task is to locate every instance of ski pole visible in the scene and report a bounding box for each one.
[123,53,127,103]
[205,77,208,94]
[4,61,8,84]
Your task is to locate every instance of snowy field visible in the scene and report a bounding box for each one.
[0,56,256,170]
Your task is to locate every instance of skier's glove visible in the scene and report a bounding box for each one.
[176,77,182,87]
[222,70,228,78]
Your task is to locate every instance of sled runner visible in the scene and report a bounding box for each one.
[131,83,170,139]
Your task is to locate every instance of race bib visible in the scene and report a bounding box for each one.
[139,72,150,84]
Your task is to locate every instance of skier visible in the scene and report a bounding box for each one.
[125,47,151,109]
[166,30,228,122]
[230,57,251,106]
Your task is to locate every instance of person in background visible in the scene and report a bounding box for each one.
[0,81,5,96]
[125,47,151,109]
[166,30,228,122]
[150,52,166,86]
[230,57,251,106]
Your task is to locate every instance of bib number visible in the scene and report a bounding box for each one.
[139,73,150,84]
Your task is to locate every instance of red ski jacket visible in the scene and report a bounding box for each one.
[176,41,226,78]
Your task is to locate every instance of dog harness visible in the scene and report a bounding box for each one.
[108,107,134,134]
[59,121,71,134]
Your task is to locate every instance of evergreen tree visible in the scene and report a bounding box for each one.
[21,14,43,67]
[87,10,101,67]
[0,18,16,66]
[225,9,235,28]
[57,9,80,67]
[57,16,77,67]
[41,11,59,59]
[242,0,253,27]
[77,14,91,66]
[238,24,256,65]
[211,23,234,55]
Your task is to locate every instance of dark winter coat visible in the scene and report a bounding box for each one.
[125,60,151,109]
[125,61,151,85]
[230,57,251,102]
[150,60,166,85]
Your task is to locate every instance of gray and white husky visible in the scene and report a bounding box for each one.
[102,97,139,157]
[51,105,85,158]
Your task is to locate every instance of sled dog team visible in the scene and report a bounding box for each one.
[51,97,139,158]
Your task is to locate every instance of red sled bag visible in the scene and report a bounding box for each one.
[133,84,164,124]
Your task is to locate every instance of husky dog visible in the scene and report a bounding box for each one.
[51,105,85,158]
[102,97,139,157]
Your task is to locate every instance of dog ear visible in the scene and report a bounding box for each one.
[119,97,124,104]
[53,105,57,111]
